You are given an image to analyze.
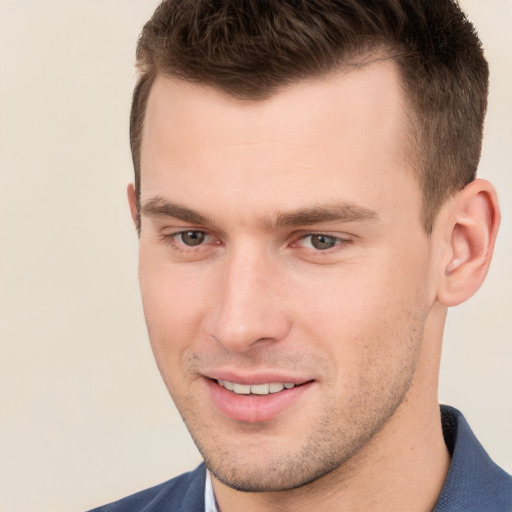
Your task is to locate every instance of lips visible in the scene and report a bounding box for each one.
[205,375,313,423]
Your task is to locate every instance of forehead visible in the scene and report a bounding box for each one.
[143,61,407,151]
[140,61,420,227]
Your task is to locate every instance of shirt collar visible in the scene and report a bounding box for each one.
[433,404,512,511]
[204,469,219,512]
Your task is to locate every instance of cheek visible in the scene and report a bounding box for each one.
[295,252,430,373]
[138,254,211,363]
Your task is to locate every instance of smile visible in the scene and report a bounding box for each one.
[217,380,297,395]
[207,377,314,422]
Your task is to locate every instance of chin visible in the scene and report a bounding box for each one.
[195,427,368,494]
[206,458,339,493]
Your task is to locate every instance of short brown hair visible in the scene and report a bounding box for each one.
[130,0,488,233]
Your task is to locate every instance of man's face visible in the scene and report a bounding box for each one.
[136,62,438,491]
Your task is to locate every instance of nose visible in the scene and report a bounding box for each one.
[206,246,291,352]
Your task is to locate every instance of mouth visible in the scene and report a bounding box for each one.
[206,376,314,423]
[216,379,298,395]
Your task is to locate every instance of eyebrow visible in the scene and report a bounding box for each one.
[272,203,379,227]
[140,196,379,228]
[141,197,213,225]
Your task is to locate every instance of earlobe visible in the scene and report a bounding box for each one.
[438,179,500,307]
[127,183,139,228]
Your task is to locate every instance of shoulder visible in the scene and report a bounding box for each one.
[85,464,206,512]
[435,405,512,512]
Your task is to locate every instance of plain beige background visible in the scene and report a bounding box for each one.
[0,1,510,511]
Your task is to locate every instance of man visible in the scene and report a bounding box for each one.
[89,0,511,510]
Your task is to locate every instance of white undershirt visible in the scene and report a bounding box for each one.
[204,470,219,512]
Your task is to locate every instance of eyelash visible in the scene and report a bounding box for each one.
[160,230,352,255]
[292,233,351,252]
[160,230,218,252]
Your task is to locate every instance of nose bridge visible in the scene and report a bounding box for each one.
[209,242,289,352]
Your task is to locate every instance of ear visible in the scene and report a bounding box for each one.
[437,179,500,307]
[127,183,138,228]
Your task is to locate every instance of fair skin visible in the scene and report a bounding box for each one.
[129,61,499,511]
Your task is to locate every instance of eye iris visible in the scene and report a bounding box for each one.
[181,231,205,246]
[311,234,337,250]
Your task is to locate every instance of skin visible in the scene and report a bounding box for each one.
[130,61,499,511]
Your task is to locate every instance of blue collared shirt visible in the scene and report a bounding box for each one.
[433,405,511,511]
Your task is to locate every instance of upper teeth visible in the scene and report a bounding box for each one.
[217,380,296,395]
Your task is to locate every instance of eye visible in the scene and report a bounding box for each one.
[178,230,207,246]
[159,228,221,259]
[300,234,344,250]
[309,234,339,250]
